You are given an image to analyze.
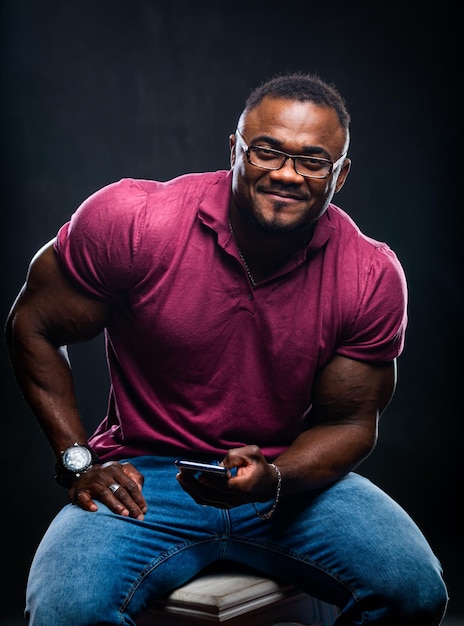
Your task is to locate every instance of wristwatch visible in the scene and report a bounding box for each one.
[55,443,100,487]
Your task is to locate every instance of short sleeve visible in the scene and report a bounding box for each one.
[336,245,408,361]
[54,178,150,301]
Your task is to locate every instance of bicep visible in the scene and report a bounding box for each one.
[310,355,397,427]
[6,239,111,347]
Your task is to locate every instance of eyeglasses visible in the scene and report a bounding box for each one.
[235,129,346,179]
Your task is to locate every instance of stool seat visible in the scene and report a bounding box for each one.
[136,563,339,625]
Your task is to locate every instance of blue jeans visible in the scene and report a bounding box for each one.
[25,456,448,625]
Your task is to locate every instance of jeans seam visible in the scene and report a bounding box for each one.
[119,536,222,614]
[229,533,359,600]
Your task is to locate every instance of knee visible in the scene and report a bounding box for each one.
[401,571,448,625]
[339,554,449,626]
[26,590,124,626]
[26,571,121,626]
[375,564,448,625]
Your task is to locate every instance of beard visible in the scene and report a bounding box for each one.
[235,197,319,237]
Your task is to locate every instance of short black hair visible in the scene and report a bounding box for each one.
[244,72,350,130]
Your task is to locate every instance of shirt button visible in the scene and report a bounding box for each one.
[247,292,253,300]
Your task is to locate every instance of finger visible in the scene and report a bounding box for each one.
[71,488,98,512]
[121,462,145,492]
[105,483,145,520]
[101,462,148,514]
[117,472,148,514]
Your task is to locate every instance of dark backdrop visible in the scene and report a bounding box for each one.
[1,0,462,620]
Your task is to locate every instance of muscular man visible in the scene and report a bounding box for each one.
[6,72,448,625]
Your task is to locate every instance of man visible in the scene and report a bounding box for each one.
[5,72,448,624]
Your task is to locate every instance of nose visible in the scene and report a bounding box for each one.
[270,156,304,182]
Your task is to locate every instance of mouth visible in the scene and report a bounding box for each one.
[261,188,308,202]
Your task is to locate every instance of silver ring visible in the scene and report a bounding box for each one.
[108,483,121,494]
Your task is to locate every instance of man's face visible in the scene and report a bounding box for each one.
[230,96,351,234]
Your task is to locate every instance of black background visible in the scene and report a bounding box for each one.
[1,0,462,620]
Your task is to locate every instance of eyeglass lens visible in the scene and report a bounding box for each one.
[248,146,331,177]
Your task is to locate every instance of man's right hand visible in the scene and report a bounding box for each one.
[68,461,148,520]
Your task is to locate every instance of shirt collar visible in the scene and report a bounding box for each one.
[197,169,336,255]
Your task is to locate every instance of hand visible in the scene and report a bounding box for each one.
[176,445,279,510]
[68,461,148,520]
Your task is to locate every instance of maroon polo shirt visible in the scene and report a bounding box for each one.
[55,170,407,461]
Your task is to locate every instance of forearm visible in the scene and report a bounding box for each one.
[273,421,376,495]
[6,324,88,459]
[5,242,111,458]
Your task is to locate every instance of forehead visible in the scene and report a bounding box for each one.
[241,96,347,154]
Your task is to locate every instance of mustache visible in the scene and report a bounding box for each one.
[258,183,309,201]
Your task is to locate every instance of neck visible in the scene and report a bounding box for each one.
[229,207,314,282]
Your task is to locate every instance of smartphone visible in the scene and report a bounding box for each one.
[174,460,228,476]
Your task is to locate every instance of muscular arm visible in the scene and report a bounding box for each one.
[6,240,148,518]
[273,355,396,494]
[5,239,111,459]
[177,355,397,508]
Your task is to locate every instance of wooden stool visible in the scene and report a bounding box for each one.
[136,563,339,625]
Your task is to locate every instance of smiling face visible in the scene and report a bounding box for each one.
[230,96,351,235]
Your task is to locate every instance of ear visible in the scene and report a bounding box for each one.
[334,158,351,193]
[229,134,237,167]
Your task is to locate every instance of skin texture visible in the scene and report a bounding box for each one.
[5,96,396,517]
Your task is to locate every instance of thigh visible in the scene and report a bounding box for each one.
[228,473,446,613]
[26,456,225,625]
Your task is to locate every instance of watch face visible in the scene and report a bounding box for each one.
[62,445,92,472]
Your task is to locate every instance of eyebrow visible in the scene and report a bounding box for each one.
[250,134,330,159]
